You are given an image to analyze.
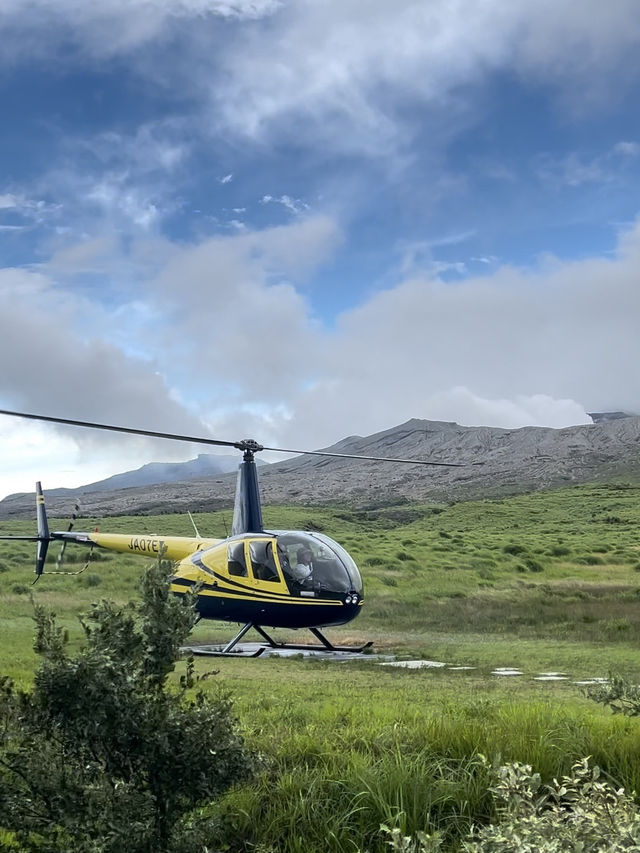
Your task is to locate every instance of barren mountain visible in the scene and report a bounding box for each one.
[2,417,640,519]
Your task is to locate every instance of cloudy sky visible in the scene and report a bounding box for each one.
[1,0,640,497]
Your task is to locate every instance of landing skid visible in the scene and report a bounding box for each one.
[185,644,265,658]
[188,622,373,657]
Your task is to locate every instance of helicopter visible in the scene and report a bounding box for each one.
[0,408,464,656]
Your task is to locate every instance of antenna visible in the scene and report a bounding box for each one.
[187,511,201,538]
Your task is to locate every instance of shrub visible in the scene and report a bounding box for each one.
[586,673,640,716]
[0,558,253,853]
[502,543,526,556]
[465,758,640,853]
[377,758,640,852]
[549,545,571,557]
[575,554,603,565]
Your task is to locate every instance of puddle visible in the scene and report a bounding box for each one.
[183,643,392,662]
[185,645,611,685]
[534,674,568,681]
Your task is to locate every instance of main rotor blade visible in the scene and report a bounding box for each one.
[260,445,465,467]
[0,408,469,467]
[0,409,240,449]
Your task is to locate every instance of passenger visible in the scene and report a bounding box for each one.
[277,544,292,577]
[293,547,313,582]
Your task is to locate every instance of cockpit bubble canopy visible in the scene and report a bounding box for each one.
[274,531,363,595]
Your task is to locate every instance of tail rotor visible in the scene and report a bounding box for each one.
[0,484,93,582]
[55,499,80,571]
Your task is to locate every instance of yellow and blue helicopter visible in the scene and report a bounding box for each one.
[0,409,463,656]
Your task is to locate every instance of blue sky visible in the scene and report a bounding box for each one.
[1,0,640,497]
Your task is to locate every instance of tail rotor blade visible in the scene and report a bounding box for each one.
[56,500,80,571]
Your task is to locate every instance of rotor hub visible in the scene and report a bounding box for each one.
[235,438,264,460]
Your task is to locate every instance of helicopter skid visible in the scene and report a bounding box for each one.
[185,623,373,657]
[183,645,265,658]
[258,639,374,653]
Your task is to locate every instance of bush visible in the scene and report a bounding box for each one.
[576,554,604,565]
[0,558,253,852]
[503,543,526,556]
[376,758,640,852]
[586,673,640,716]
[465,758,640,852]
[396,550,416,562]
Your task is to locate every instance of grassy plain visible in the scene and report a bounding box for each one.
[2,483,640,850]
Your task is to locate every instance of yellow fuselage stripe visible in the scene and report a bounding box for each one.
[171,583,344,606]
[87,532,220,562]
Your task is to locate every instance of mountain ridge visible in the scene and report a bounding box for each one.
[4,453,257,500]
[2,416,640,519]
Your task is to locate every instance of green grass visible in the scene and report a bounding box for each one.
[175,658,640,852]
[3,483,640,849]
[3,482,640,680]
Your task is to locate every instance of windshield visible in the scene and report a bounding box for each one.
[275,531,363,597]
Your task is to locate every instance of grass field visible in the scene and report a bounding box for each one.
[2,482,640,850]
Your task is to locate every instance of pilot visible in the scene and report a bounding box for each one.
[293,547,313,582]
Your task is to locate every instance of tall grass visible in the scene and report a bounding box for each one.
[184,667,640,852]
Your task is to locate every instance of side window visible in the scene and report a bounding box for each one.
[227,541,248,577]
[250,540,279,582]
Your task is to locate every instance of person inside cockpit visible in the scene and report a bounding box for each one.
[293,547,313,583]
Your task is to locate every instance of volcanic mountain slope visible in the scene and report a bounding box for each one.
[42,453,243,496]
[2,417,640,519]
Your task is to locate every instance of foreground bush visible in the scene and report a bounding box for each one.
[379,757,640,852]
[0,560,253,853]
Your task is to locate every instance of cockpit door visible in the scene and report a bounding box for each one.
[247,538,287,591]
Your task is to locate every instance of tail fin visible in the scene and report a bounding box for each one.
[231,456,264,535]
[35,481,50,579]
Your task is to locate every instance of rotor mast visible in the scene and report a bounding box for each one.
[231,439,265,535]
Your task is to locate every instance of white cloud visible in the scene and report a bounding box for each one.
[0,192,60,223]
[0,267,209,473]
[613,141,640,157]
[265,217,640,451]
[1,1,639,160]
[201,0,640,155]
[3,215,640,493]
[0,194,18,209]
[22,123,191,240]
[535,141,640,188]
[0,0,282,60]
[149,214,340,395]
[261,194,310,214]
